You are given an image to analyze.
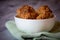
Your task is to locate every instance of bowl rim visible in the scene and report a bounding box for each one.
[14,15,56,21]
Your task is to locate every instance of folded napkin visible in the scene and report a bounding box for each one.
[5,20,60,40]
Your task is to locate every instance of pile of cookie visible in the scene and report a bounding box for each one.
[16,5,54,19]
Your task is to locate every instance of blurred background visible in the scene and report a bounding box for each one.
[0,0,60,40]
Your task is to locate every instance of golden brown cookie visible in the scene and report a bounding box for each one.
[37,5,52,14]
[16,5,38,19]
[36,5,54,19]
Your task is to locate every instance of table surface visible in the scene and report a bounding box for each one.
[0,0,60,40]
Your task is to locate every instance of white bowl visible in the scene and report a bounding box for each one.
[14,16,56,34]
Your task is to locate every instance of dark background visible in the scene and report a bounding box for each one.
[0,0,60,40]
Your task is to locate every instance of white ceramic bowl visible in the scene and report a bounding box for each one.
[14,16,56,34]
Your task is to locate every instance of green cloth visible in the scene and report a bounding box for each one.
[5,20,60,40]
